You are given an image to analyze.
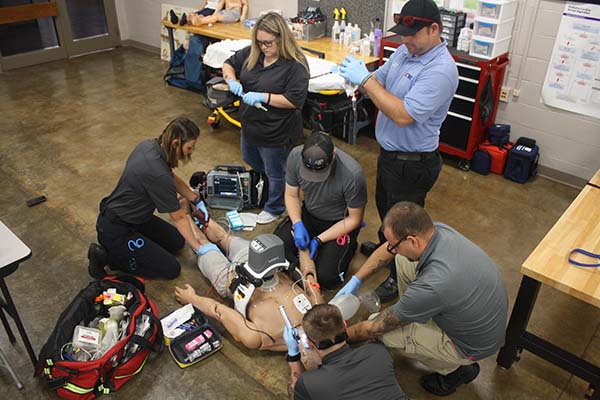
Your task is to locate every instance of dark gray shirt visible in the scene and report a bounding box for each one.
[224,46,309,147]
[286,146,367,221]
[392,223,508,360]
[294,343,406,400]
[100,139,180,224]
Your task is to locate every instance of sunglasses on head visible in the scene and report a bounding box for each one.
[394,14,437,27]
[257,39,276,48]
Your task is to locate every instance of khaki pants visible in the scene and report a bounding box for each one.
[377,256,473,375]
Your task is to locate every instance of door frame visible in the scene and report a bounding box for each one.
[0,0,120,71]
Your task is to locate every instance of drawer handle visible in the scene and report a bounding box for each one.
[453,94,476,102]
[447,111,472,121]
[459,76,479,84]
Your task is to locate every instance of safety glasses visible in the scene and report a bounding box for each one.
[394,14,437,27]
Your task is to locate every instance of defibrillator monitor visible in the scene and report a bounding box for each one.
[212,176,239,197]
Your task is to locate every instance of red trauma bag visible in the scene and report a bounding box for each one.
[35,275,163,399]
[479,141,513,175]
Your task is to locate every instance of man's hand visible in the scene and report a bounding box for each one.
[242,91,266,107]
[284,326,300,356]
[339,56,370,86]
[174,283,196,305]
[335,275,361,297]
[227,80,243,96]
[293,221,310,250]
[308,237,320,260]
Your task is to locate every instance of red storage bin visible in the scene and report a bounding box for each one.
[479,141,512,174]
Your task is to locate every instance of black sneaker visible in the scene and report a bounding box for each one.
[420,363,480,396]
[360,241,379,256]
[87,243,108,279]
[375,276,399,303]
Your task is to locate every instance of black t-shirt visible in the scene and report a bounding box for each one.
[224,46,309,147]
[294,343,406,400]
[100,139,181,224]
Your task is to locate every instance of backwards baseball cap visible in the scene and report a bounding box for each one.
[389,0,441,36]
[300,132,335,182]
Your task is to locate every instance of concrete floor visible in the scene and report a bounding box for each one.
[0,47,598,400]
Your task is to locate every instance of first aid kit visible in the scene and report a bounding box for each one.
[160,304,223,368]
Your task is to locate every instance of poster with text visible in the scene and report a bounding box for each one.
[541,2,600,119]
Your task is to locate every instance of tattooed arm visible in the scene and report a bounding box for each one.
[347,305,406,343]
[355,242,396,282]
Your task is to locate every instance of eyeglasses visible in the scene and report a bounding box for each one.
[257,39,276,48]
[394,14,437,27]
[386,236,409,255]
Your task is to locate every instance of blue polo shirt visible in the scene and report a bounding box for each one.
[373,41,458,152]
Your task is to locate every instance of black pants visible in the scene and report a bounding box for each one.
[96,211,185,279]
[274,206,360,290]
[375,149,442,279]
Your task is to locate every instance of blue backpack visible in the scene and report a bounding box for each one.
[164,35,209,93]
[504,137,539,183]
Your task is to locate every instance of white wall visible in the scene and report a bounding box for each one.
[115,0,298,48]
[497,0,600,181]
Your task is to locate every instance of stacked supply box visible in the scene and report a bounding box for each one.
[470,0,517,59]
[440,8,466,48]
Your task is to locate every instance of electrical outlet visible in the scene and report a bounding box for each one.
[499,86,511,102]
[512,88,521,97]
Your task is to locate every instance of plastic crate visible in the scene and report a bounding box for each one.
[440,8,467,27]
[473,17,515,40]
[477,0,518,20]
[469,35,511,59]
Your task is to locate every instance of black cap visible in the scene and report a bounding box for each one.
[300,132,334,182]
[389,0,441,36]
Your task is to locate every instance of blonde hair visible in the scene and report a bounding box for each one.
[244,12,308,72]
[156,117,200,168]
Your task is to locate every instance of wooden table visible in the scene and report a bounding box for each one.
[589,168,600,188]
[0,220,37,388]
[497,184,600,399]
[162,20,379,66]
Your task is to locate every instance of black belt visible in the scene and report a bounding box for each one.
[380,148,439,161]
[100,207,128,226]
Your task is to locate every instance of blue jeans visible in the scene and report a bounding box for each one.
[240,135,289,215]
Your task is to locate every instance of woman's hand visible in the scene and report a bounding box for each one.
[227,80,243,96]
[242,92,266,107]
[175,283,197,305]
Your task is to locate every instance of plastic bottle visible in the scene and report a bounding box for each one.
[343,23,353,47]
[373,28,382,57]
[352,24,361,43]
[368,23,375,56]
[96,305,127,358]
[332,8,340,43]
[360,35,371,56]
[339,8,347,44]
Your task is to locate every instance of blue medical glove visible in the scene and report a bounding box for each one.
[242,91,266,107]
[195,200,209,222]
[330,64,340,74]
[339,56,370,86]
[195,243,220,256]
[283,326,300,356]
[335,275,362,297]
[227,80,243,96]
[293,221,310,250]
[308,237,320,260]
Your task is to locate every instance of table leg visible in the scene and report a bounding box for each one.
[0,347,23,389]
[0,278,37,368]
[0,306,17,343]
[497,275,541,369]
[167,26,175,60]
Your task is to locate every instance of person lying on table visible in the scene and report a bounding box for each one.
[189,0,248,25]
[175,202,323,351]
[335,201,508,396]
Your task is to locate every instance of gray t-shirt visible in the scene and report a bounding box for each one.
[286,146,367,221]
[100,139,180,224]
[392,223,508,360]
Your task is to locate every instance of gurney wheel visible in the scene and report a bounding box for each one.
[207,113,220,129]
[458,159,470,171]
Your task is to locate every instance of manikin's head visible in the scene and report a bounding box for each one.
[238,234,289,287]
